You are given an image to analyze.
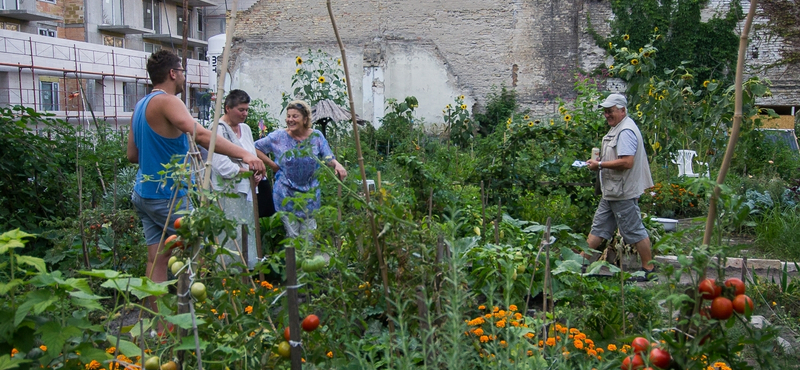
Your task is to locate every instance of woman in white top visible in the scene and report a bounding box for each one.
[211,89,260,270]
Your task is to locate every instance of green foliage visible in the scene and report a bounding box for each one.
[590,0,743,85]
[372,96,419,157]
[0,106,129,237]
[640,181,706,218]
[244,98,280,141]
[443,95,474,147]
[754,207,800,261]
[758,0,800,65]
[474,84,517,136]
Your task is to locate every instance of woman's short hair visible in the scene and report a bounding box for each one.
[286,100,312,129]
[224,89,251,113]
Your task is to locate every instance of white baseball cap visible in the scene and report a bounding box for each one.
[598,93,628,108]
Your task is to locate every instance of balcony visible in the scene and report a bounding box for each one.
[0,9,63,22]
[163,0,216,7]
[97,25,154,35]
[142,33,208,48]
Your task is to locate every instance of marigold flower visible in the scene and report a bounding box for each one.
[39,345,47,351]
[573,340,584,349]
[86,360,102,370]
[569,328,580,334]
[508,305,517,312]
[261,281,273,289]
[492,306,499,312]
[587,349,597,356]
[480,335,489,343]
[596,347,604,354]
[496,320,506,328]
[546,338,556,346]
[538,340,544,347]
[514,313,523,320]
[607,344,617,351]
[245,305,253,314]
[500,340,507,347]
[106,346,115,353]
[511,321,520,327]
[10,348,18,357]
[327,351,334,358]
[525,332,534,339]
[527,350,533,356]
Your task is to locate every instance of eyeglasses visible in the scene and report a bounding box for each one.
[289,103,307,114]
[172,68,185,73]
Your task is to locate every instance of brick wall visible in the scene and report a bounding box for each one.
[231,0,797,122]
[63,0,85,25]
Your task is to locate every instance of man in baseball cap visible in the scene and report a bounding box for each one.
[585,93,656,282]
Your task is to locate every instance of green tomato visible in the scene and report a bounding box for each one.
[170,261,185,276]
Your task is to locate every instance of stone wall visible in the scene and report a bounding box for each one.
[231,0,798,125]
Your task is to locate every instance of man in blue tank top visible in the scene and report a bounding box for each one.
[126,50,266,311]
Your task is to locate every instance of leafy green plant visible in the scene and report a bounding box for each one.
[443,95,474,147]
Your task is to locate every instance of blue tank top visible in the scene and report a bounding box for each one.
[132,91,190,199]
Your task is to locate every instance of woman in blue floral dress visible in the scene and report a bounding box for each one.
[254,100,347,242]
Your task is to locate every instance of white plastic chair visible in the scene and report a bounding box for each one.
[672,150,710,177]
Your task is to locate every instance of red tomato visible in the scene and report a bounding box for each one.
[649,348,671,369]
[302,314,320,332]
[732,294,754,314]
[724,278,746,296]
[621,354,645,370]
[631,337,650,353]
[284,326,291,341]
[174,217,183,230]
[710,297,733,320]
[698,278,721,300]
[165,235,182,250]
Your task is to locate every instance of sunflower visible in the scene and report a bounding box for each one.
[523,115,530,120]
[623,34,630,41]
[295,68,301,74]
[550,119,555,125]
[636,104,641,111]
[658,95,665,101]
[337,59,341,65]
[654,27,659,32]
[461,104,467,110]
[534,120,541,124]
[637,111,643,118]
[639,48,643,53]
[528,121,534,127]
[564,114,572,122]
[643,51,652,58]
[631,59,639,65]
[446,104,451,110]
[296,56,303,65]
[609,72,614,77]
[703,80,710,88]
[342,78,346,83]
[318,76,326,83]
[609,65,614,70]
[459,95,465,100]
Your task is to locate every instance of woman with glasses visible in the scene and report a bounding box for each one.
[210,89,261,270]
[254,100,347,245]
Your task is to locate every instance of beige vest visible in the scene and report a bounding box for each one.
[599,116,654,200]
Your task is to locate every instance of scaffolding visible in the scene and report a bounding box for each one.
[0,30,210,129]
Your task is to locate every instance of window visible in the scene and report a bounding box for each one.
[196,46,206,61]
[40,81,59,111]
[38,0,56,4]
[177,6,192,37]
[196,8,204,39]
[123,82,148,112]
[0,21,20,31]
[38,28,56,38]
[143,0,161,33]
[144,42,161,53]
[1,0,19,10]
[102,0,123,25]
[103,35,124,48]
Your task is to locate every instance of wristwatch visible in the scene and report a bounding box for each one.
[598,162,603,170]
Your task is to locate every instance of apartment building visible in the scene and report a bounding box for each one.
[0,0,216,126]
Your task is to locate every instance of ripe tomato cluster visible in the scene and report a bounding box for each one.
[620,336,671,369]
[698,277,754,320]
[279,314,321,359]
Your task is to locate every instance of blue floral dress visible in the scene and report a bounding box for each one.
[254,129,335,219]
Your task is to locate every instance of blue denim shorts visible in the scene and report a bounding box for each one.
[589,198,649,245]
[132,191,192,245]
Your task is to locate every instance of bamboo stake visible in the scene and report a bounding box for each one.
[326,0,394,334]
[200,0,239,194]
[702,0,758,246]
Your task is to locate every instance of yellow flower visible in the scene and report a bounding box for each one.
[608,72,614,77]
[296,68,301,74]
[550,119,555,125]
[623,34,630,41]
[608,42,613,49]
[337,59,341,65]
[637,111,643,118]
[296,56,303,65]
[631,59,639,65]
[459,95,465,100]
[480,335,489,343]
[342,78,346,83]
[654,27,659,32]
[327,351,334,358]
[460,104,467,110]
[703,80,710,88]
[639,48,643,53]
[609,65,614,70]
[636,104,641,111]
[10,348,18,357]
[564,114,572,122]
[500,340,508,347]
[523,115,530,120]
[318,76,327,83]
[245,305,253,314]
[658,95,665,101]
[446,104,452,109]
[773,301,777,306]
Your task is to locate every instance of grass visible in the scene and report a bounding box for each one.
[754,207,800,262]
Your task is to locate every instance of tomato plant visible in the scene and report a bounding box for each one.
[284,326,291,341]
[302,314,320,331]
[711,296,733,320]
[166,234,183,250]
[174,216,184,229]
[699,278,721,300]
[145,357,160,370]
[724,278,746,296]
[733,294,754,314]
[621,353,645,369]
[161,361,178,370]
[278,341,291,358]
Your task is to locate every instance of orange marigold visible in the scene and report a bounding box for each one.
[573,340,584,350]
[479,335,489,343]
[509,305,518,311]
[546,338,556,346]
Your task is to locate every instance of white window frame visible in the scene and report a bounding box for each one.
[38,0,56,4]
[38,27,56,38]
[143,0,161,33]
[102,0,124,25]
[1,0,19,10]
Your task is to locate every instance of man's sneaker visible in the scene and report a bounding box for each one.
[627,267,657,283]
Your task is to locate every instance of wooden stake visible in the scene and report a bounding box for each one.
[702,0,758,246]
[286,247,302,370]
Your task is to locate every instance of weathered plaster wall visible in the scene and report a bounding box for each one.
[230,0,797,126]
